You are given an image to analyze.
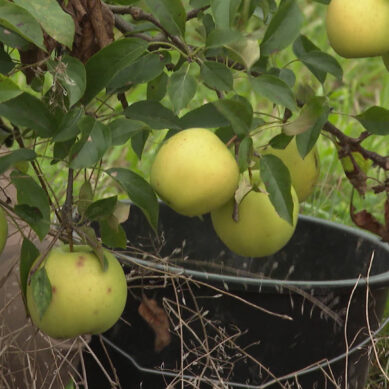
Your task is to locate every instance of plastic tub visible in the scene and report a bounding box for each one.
[84,204,389,388]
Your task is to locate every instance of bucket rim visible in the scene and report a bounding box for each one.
[115,214,389,290]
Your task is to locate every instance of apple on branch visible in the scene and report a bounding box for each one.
[326,0,389,58]
[150,128,240,217]
[27,245,127,339]
[211,171,299,258]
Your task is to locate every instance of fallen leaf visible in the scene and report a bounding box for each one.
[138,295,171,352]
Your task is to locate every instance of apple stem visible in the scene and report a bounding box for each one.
[226,135,238,148]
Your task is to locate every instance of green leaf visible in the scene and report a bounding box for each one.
[85,196,118,221]
[13,0,75,49]
[0,0,45,50]
[355,106,389,136]
[59,55,86,107]
[206,28,242,48]
[238,136,253,172]
[52,138,75,164]
[213,96,253,137]
[0,47,14,74]
[295,103,329,158]
[200,61,233,91]
[11,171,50,240]
[84,38,148,104]
[180,102,231,129]
[260,0,303,56]
[168,63,197,112]
[211,0,241,29]
[99,216,127,249]
[145,0,186,37]
[20,238,40,300]
[0,92,55,138]
[259,154,294,224]
[147,72,168,101]
[278,68,296,89]
[299,51,343,81]
[226,37,260,69]
[14,204,43,226]
[125,100,181,130]
[70,117,112,169]
[109,118,146,146]
[0,26,31,50]
[269,133,293,149]
[252,74,297,112]
[53,106,83,142]
[108,53,168,92]
[107,168,159,232]
[283,96,329,137]
[131,129,150,159]
[30,267,52,319]
[293,35,326,83]
[78,181,93,217]
[0,148,36,174]
[0,74,21,103]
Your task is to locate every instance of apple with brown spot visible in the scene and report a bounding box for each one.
[26,245,127,339]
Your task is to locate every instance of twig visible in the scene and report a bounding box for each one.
[343,274,362,389]
[112,14,153,42]
[107,4,189,55]
[323,121,389,170]
[187,6,210,20]
[365,252,389,383]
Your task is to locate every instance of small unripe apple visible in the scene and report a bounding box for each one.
[211,180,299,258]
[27,245,127,339]
[263,139,320,202]
[0,207,8,255]
[326,0,389,58]
[150,128,240,216]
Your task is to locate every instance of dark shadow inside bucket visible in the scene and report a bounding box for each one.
[83,204,389,388]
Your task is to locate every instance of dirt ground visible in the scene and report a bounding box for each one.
[0,172,81,389]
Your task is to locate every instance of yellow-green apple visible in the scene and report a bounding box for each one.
[326,0,389,58]
[150,128,240,216]
[263,139,319,202]
[0,207,7,255]
[27,245,127,338]
[211,174,299,258]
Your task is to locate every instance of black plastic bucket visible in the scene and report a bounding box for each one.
[84,204,389,388]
